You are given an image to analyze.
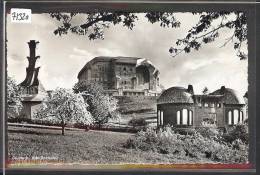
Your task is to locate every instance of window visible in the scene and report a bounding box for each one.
[233,109,239,125]
[228,109,243,125]
[189,111,193,125]
[123,67,126,71]
[177,111,180,125]
[177,109,193,126]
[182,109,188,125]
[204,103,209,107]
[157,110,160,125]
[160,111,164,125]
[217,103,221,108]
[157,110,163,126]
[240,111,244,123]
[228,111,232,125]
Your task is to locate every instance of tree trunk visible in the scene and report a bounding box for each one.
[61,118,65,135]
[62,125,65,135]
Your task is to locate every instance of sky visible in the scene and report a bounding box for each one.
[6,13,248,96]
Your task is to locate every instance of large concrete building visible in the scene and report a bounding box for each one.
[19,40,46,119]
[77,56,162,96]
[157,85,247,128]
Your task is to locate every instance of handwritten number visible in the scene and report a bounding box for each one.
[11,12,29,21]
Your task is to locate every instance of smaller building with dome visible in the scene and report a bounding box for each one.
[157,85,247,128]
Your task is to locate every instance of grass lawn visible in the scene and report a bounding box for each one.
[8,126,214,165]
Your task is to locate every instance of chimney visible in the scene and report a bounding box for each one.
[187,84,194,94]
[220,86,225,94]
[243,92,248,99]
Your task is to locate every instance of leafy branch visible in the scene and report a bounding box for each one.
[169,12,248,60]
[50,11,247,60]
[50,12,180,40]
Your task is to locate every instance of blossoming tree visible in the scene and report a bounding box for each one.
[35,88,93,135]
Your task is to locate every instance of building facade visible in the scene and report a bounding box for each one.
[157,85,247,128]
[77,56,162,96]
[19,40,46,119]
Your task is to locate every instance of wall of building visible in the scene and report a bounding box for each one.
[157,102,246,128]
[157,103,194,127]
[78,59,160,95]
[78,61,114,90]
[114,63,137,90]
[224,104,246,127]
[194,104,224,127]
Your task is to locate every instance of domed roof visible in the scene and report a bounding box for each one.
[157,86,194,104]
[210,86,245,104]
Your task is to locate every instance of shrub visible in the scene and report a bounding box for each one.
[128,117,147,128]
[8,116,32,124]
[125,126,248,163]
[195,127,221,140]
[173,127,196,135]
[223,124,249,144]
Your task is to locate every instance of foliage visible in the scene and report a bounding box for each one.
[169,12,247,60]
[8,117,62,127]
[200,118,217,128]
[50,12,179,40]
[202,87,209,95]
[195,127,222,141]
[223,124,249,144]
[125,126,248,163]
[128,115,148,128]
[35,88,93,135]
[7,76,23,119]
[50,12,247,60]
[73,81,119,127]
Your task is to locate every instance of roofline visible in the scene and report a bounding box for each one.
[77,57,114,79]
[77,56,158,79]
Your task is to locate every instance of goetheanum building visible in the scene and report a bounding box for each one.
[77,56,162,96]
[157,85,247,128]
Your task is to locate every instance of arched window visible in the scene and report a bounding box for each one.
[228,109,244,125]
[240,111,244,123]
[234,109,239,125]
[189,110,193,125]
[157,110,161,125]
[228,111,232,125]
[160,111,164,125]
[182,109,188,125]
[177,109,193,126]
[204,103,209,107]
[177,111,180,125]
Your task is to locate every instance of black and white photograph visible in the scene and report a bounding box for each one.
[6,7,251,168]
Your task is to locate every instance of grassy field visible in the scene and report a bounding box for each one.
[8,126,214,165]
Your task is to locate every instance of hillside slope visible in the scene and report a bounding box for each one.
[114,96,158,126]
